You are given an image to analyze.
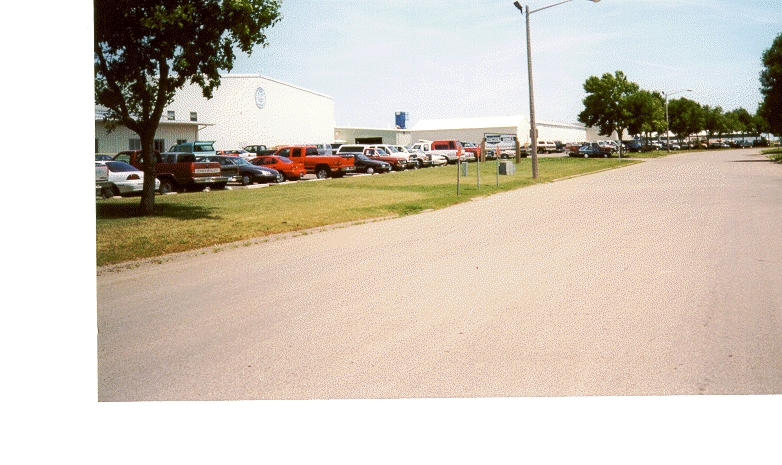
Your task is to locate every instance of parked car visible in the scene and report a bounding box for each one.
[394,145,430,168]
[624,140,643,153]
[460,141,482,160]
[574,143,609,158]
[536,140,556,154]
[167,141,217,155]
[218,149,254,160]
[315,144,333,155]
[114,150,227,193]
[231,156,284,184]
[197,155,282,185]
[352,153,392,174]
[96,161,160,197]
[251,155,307,181]
[244,144,276,156]
[407,146,447,167]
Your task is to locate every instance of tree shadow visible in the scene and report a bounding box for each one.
[96,202,221,220]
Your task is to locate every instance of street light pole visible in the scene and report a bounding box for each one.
[662,88,692,152]
[514,0,600,179]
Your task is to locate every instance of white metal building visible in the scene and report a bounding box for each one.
[334,127,412,146]
[410,116,588,146]
[95,74,335,153]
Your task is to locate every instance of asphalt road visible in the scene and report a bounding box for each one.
[97,148,782,401]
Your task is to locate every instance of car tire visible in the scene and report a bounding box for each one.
[416,160,423,169]
[603,152,609,158]
[583,153,589,158]
[316,168,330,179]
[214,183,227,190]
[241,174,252,186]
[159,179,175,194]
[366,167,375,175]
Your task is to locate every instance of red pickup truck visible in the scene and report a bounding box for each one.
[113,150,227,193]
[273,146,355,179]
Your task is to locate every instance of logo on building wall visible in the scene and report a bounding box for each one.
[255,87,266,109]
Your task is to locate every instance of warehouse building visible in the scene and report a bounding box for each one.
[95,74,335,154]
[410,115,588,146]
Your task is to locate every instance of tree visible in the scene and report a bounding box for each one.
[668,97,703,147]
[95,0,282,215]
[625,90,665,142]
[578,71,640,155]
[759,32,782,138]
[702,105,727,146]
[729,107,753,140]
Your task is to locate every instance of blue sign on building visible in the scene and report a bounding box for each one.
[395,112,408,129]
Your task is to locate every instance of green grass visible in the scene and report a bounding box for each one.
[96,157,639,266]
[761,147,782,162]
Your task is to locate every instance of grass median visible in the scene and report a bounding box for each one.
[96,157,639,266]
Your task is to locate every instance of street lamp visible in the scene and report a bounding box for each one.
[662,88,692,152]
[514,0,600,179]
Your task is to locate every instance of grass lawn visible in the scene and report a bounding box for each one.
[96,157,639,266]
[761,147,782,161]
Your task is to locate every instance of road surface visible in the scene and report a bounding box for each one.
[97,149,782,401]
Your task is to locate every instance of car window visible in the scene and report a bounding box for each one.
[105,161,138,172]
[305,147,319,156]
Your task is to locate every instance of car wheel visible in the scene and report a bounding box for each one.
[100,186,111,200]
[603,152,609,158]
[583,153,589,158]
[316,168,329,179]
[241,174,252,186]
[366,167,375,175]
[159,179,175,194]
[416,160,422,169]
[110,186,121,197]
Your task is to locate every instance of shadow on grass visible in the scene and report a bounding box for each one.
[96,202,220,220]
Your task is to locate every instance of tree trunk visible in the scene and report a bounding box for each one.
[139,133,157,216]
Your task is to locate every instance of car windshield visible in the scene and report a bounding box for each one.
[232,157,251,166]
[105,161,139,172]
[356,154,370,161]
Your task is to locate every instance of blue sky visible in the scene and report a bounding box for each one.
[230,0,782,129]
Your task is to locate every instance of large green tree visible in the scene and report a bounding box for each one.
[625,90,665,142]
[578,71,640,155]
[667,97,703,146]
[759,32,782,138]
[95,0,282,215]
[702,105,727,146]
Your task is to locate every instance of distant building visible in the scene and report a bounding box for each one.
[334,127,412,146]
[410,116,588,146]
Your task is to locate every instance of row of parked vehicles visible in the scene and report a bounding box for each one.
[95,139,482,198]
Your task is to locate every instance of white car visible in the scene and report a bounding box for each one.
[96,161,160,197]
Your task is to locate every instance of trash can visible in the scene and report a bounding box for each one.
[499,160,515,175]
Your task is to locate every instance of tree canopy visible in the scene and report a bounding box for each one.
[667,97,703,143]
[578,71,640,149]
[759,31,782,137]
[95,0,282,215]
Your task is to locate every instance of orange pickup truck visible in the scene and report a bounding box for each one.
[272,145,355,179]
[113,150,227,193]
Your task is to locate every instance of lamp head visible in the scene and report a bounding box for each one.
[513,1,523,11]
